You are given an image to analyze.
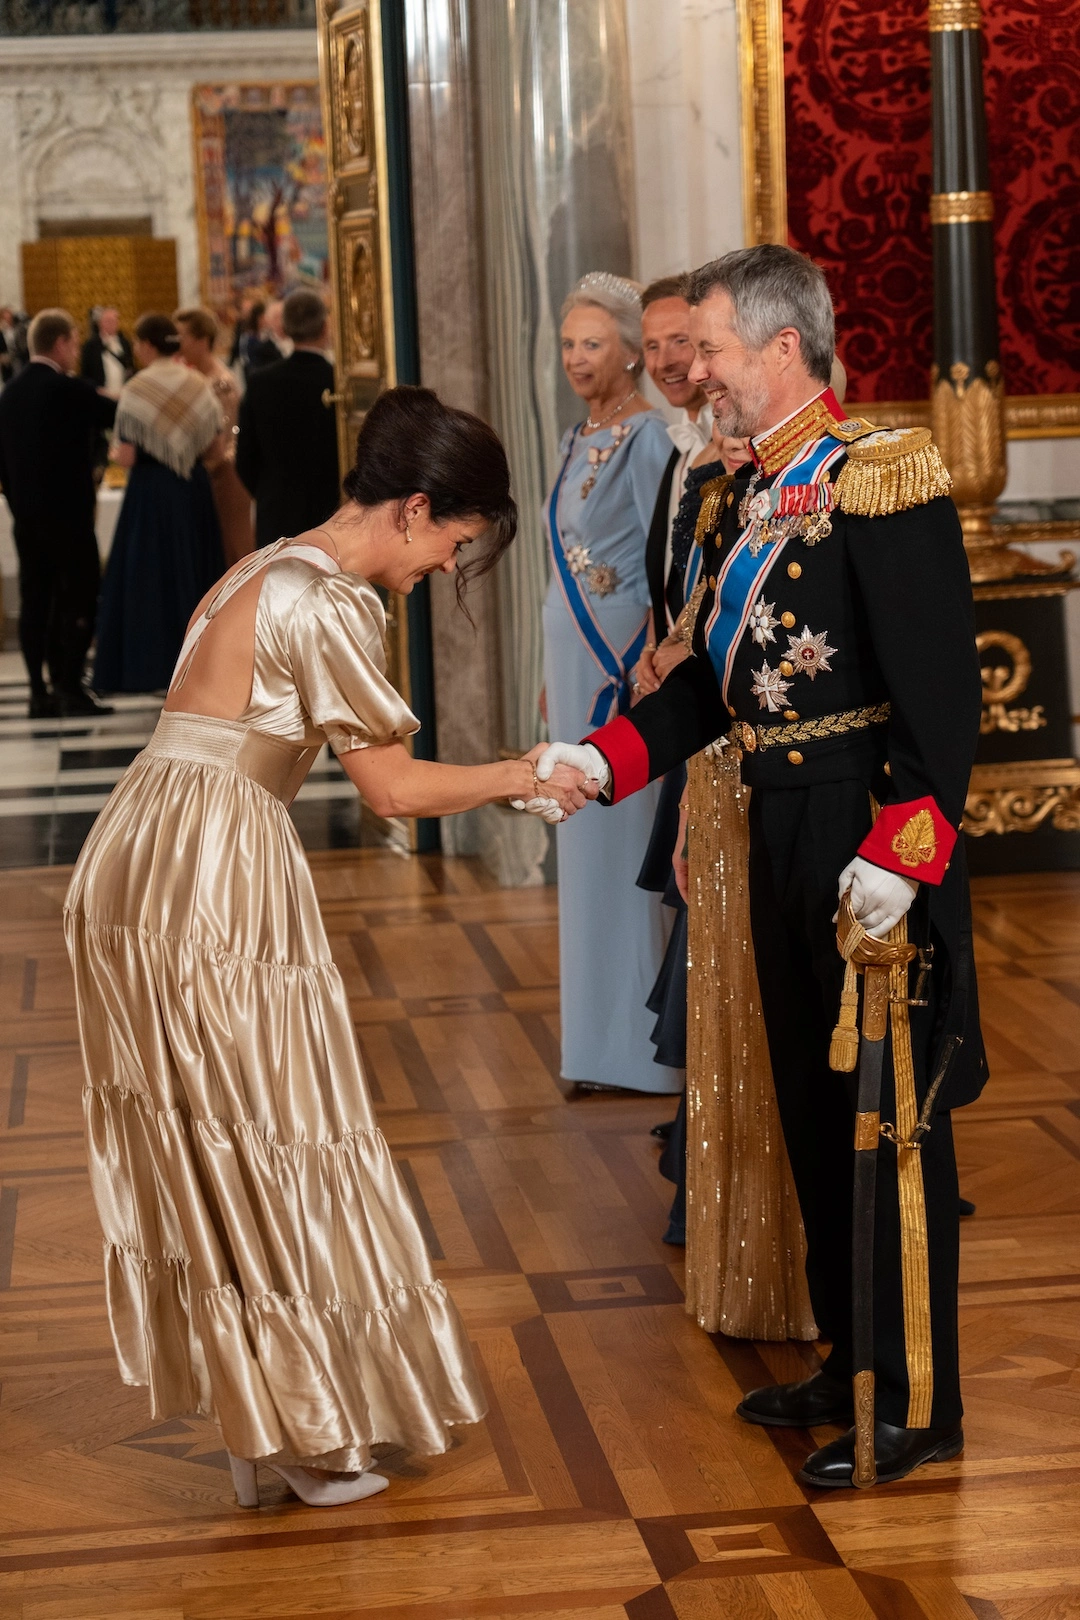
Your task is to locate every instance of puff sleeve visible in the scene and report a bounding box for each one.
[286,572,420,755]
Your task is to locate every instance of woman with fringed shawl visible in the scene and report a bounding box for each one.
[94,312,226,694]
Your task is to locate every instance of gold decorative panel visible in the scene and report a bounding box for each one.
[20,236,178,338]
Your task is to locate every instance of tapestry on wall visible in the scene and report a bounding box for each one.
[193,82,329,325]
[782,0,1080,404]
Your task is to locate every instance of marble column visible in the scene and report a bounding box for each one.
[404,0,507,865]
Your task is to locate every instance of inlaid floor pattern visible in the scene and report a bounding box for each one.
[0,853,1077,1619]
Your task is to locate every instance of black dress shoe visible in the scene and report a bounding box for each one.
[736,1369,853,1428]
[651,1119,675,1140]
[55,689,114,717]
[798,1419,963,1488]
[958,1196,976,1218]
[27,691,56,720]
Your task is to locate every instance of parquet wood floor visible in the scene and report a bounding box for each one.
[0,853,1077,1620]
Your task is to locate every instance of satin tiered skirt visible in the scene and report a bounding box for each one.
[64,712,486,1468]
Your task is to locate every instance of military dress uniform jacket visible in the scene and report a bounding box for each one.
[584,388,988,1111]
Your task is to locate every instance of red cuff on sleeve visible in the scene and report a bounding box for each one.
[858,795,956,886]
[583,716,650,803]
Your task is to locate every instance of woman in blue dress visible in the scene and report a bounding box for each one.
[94,313,226,694]
[541,272,681,1095]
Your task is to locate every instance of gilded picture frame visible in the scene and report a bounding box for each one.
[735,0,1080,439]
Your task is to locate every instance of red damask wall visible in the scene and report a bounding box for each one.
[783,0,1080,403]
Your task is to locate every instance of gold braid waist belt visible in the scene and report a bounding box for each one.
[729,702,890,755]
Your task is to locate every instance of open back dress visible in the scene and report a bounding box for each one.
[64,540,486,1469]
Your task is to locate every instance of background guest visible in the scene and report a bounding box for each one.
[93,313,225,694]
[236,288,340,549]
[80,306,133,398]
[0,307,116,717]
[175,305,254,564]
[541,271,681,1096]
[0,305,28,384]
[241,299,287,379]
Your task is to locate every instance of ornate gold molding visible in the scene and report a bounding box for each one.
[738,0,1078,439]
[964,760,1080,836]
[736,0,787,247]
[929,0,983,30]
[930,190,994,225]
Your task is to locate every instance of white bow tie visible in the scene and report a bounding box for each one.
[667,408,712,458]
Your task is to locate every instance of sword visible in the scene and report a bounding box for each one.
[835,895,916,1489]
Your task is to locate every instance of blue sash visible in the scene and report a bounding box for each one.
[548,427,650,726]
[702,432,846,705]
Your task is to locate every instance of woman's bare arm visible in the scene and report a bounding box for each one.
[340,741,588,820]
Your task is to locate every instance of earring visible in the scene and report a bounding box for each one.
[625,361,635,372]
[405,525,413,544]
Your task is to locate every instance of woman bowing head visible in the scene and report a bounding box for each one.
[65,386,588,1515]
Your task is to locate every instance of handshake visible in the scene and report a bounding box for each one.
[510,742,612,824]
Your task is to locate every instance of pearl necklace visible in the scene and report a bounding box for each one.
[584,388,639,432]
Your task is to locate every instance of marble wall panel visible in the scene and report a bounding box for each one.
[0,33,319,311]
[624,0,744,283]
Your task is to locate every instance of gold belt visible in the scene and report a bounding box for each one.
[729,702,890,755]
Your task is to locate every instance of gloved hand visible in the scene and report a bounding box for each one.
[535,742,611,792]
[509,795,566,824]
[837,855,918,938]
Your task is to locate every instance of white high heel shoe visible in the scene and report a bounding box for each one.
[228,1452,390,1508]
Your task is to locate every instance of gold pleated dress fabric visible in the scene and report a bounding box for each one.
[685,745,817,1341]
[64,551,488,1468]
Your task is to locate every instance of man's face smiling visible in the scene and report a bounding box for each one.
[687,290,772,438]
[641,297,706,413]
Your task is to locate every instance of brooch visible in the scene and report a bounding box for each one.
[786,625,837,680]
[580,421,632,498]
[563,544,619,596]
[750,661,792,712]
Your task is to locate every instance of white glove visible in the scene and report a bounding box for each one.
[837,855,918,938]
[509,795,565,824]
[535,741,611,791]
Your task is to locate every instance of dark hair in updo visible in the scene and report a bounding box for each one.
[343,386,517,604]
[134,312,180,356]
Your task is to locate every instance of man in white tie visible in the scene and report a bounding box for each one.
[634,276,712,696]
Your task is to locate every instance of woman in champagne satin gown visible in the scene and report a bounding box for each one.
[64,388,588,1509]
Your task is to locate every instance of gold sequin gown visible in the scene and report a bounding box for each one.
[64,543,487,1468]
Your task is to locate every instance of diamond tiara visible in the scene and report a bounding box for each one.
[575,271,643,310]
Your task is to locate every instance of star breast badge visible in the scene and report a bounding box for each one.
[749,597,779,647]
[751,661,792,712]
[787,626,837,680]
[890,808,938,868]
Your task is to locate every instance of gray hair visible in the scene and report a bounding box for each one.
[560,271,645,373]
[685,245,835,385]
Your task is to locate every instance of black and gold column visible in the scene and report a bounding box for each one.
[928,0,1012,579]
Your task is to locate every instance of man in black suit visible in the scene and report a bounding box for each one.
[0,308,117,717]
[79,306,134,396]
[236,289,340,548]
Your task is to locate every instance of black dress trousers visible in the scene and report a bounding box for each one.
[748,780,962,1429]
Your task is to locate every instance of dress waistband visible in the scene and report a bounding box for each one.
[143,711,320,804]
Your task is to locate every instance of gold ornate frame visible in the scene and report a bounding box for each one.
[735,0,1080,438]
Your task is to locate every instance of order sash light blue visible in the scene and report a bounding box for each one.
[547,427,649,726]
[704,432,844,700]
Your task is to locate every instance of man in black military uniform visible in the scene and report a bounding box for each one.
[537,244,986,1488]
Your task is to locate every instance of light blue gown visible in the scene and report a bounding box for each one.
[542,409,683,1094]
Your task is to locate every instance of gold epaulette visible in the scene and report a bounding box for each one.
[694,473,733,545]
[833,426,952,517]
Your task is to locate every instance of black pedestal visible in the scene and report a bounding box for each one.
[964,581,1080,874]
